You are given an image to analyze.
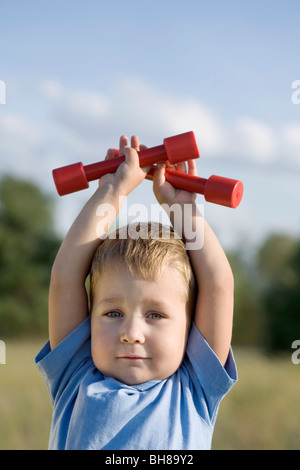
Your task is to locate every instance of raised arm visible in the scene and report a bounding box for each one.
[153,161,234,366]
[49,136,149,349]
[185,210,234,365]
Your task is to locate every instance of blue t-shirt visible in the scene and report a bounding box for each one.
[35,318,237,450]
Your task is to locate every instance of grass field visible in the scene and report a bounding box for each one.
[0,339,299,450]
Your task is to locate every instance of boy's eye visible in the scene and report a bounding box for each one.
[105,311,123,318]
[148,312,164,319]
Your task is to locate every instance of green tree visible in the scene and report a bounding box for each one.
[0,175,61,336]
[228,250,264,348]
[257,233,300,352]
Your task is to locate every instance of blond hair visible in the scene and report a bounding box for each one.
[90,222,196,315]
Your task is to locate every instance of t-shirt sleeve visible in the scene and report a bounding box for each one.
[35,317,93,406]
[185,322,237,425]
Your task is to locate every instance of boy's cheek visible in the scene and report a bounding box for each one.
[91,333,108,363]
[157,332,186,361]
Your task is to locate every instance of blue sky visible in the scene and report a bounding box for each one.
[0,0,299,250]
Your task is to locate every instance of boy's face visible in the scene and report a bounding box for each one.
[90,264,190,385]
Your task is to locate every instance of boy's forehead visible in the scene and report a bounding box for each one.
[98,261,180,282]
[94,263,186,298]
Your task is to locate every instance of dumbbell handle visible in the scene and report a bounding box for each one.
[146,167,243,208]
[53,131,199,196]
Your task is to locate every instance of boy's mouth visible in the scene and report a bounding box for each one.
[118,355,148,360]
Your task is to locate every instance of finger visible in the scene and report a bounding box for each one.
[165,160,174,169]
[138,142,150,172]
[129,136,151,172]
[105,148,117,161]
[119,135,128,156]
[176,161,187,173]
[187,159,198,176]
[130,135,140,151]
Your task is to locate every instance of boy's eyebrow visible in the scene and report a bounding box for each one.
[98,296,126,305]
[97,296,174,310]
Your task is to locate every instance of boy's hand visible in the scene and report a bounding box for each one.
[99,135,150,197]
[152,159,198,207]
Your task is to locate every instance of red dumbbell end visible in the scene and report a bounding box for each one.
[164,131,200,164]
[204,175,244,208]
[52,162,89,196]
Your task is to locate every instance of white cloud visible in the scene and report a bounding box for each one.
[229,117,276,164]
[40,79,110,142]
[0,114,41,144]
[112,78,225,155]
[40,79,64,100]
[154,97,224,156]
[0,114,44,178]
[62,90,109,120]
[41,79,109,118]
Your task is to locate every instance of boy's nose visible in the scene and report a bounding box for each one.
[120,319,145,344]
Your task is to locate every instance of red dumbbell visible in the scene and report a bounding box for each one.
[52,131,199,196]
[146,167,243,208]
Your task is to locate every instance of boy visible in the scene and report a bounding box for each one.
[36,135,237,450]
